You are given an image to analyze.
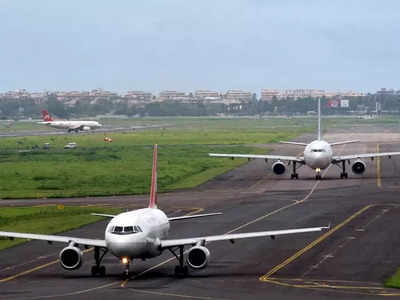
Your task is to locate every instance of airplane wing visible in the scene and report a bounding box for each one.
[91,213,116,218]
[279,141,308,146]
[208,153,304,163]
[330,140,360,146]
[332,151,400,163]
[168,212,222,221]
[160,226,328,249]
[0,231,107,248]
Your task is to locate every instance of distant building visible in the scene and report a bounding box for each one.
[224,89,252,103]
[195,90,220,99]
[261,89,280,101]
[260,88,363,101]
[159,90,187,101]
[124,91,152,102]
[376,88,395,95]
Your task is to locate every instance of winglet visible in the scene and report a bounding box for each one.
[149,144,158,208]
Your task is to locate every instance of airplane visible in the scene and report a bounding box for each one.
[0,145,328,278]
[209,99,400,180]
[37,110,102,132]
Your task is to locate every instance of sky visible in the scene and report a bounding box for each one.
[0,0,399,93]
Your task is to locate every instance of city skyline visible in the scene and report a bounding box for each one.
[1,1,400,93]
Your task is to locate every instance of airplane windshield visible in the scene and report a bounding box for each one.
[110,225,143,235]
[312,149,324,152]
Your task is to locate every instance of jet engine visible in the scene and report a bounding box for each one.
[351,159,366,174]
[272,161,286,175]
[59,245,83,270]
[186,246,210,269]
[82,126,91,131]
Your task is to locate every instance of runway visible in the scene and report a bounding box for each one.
[0,130,400,299]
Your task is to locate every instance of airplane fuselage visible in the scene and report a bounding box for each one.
[38,120,102,131]
[105,208,170,260]
[303,140,332,170]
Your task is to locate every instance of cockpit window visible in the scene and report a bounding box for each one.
[110,225,143,234]
[124,226,134,233]
[312,149,324,152]
[114,226,123,233]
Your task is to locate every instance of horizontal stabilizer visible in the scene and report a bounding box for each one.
[91,213,116,218]
[168,212,222,221]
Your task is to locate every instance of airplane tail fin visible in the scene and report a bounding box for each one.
[148,144,158,208]
[42,109,53,122]
[317,98,321,140]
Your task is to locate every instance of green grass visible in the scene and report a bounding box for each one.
[0,118,313,199]
[0,205,122,250]
[385,268,400,288]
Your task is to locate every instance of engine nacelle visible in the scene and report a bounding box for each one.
[272,161,286,175]
[82,126,91,131]
[59,245,83,270]
[351,159,366,174]
[186,246,210,269]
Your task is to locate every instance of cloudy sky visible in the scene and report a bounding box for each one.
[0,0,399,93]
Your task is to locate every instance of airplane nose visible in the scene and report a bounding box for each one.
[107,235,147,257]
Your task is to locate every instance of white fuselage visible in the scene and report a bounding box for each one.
[38,120,102,131]
[105,208,170,259]
[303,140,332,170]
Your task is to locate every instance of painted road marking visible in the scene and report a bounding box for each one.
[377,144,382,188]
[0,248,93,283]
[260,204,373,281]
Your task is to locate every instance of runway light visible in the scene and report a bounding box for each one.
[122,257,129,265]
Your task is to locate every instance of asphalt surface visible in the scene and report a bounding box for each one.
[1,130,400,299]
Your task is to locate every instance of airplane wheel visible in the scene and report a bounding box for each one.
[295,174,299,179]
[174,266,188,277]
[344,173,348,179]
[91,266,99,276]
[99,266,106,277]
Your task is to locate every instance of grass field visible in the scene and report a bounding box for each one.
[385,269,400,288]
[0,205,122,250]
[0,118,312,199]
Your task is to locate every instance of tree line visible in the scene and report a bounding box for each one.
[0,94,399,119]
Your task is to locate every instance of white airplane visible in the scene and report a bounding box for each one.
[37,110,102,132]
[0,145,328,277]
[209,99,400,180]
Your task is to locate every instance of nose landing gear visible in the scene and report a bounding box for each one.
[315,168,322,180]
[121,257,130,278]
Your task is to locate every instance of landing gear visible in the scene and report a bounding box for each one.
[340,161,348,179]
[291,162,299,179]
[315,168,322,180]
[169,246,189,277]
[91,247,108,277]
[121,257,130,278]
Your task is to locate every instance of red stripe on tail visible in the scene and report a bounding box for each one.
[149,144,158,208]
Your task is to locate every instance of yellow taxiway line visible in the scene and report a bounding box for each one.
[376,144,382,188]
[260,204,374,281]
[0,248,93,283]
